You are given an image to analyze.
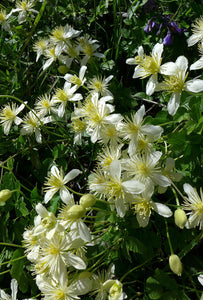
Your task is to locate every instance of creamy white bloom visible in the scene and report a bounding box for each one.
[33,38,50,62]
[156,56,203,115]
[0,9,12,31]
[123,151,171,188]
[20,111,53,143]
[119,105,163,156]
[44,166,81,204]
[187,16,203,47]
[190,42,203,70]
[52,82,83,118]
[64,66,87,88]
[87,75,113,97]
[11,0,38,24]
[78,35,105,65]
[0,102,25,135]
[132,185,172,227]
[34,94,57,116]
[183,183,203,229]
[126,43,164,95]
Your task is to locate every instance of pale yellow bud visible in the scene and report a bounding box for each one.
[0,189,12,203]
[66,205,86,219]
[174,209,187,229]
[80,194,96,208]
[169,254,182,276]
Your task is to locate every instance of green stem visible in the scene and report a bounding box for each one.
[0,269,10,276]
[165,220,174,255]
[66,186,84,196]
[0,255,26,267]
[120,258,151,282]
[0,242,23,248]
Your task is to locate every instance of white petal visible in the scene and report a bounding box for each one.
[126,58,137,65]
[167,93,180,116]
[65,253,86,269]
[79,65,87,79]
[35,128,42,143]
[190,57,203,70]
[110,160,121,179]
[146,74,157,96]
[43,58,54,70]
[122,180,145,194]
[160,62,177,75]
[60,186,72,203]
[133,66,145,78]
[152,43,163,62]
[115,197,126,217]
[153,202,172,217]
[141,124,163,138]
[78,221,91,242]
[152,173,171,187]
[187,34,201,47]
[185,79,203,93]
[198,274,203,286]
[175,56,188,72]
[11,279,18,300]
[136,213,149,227]
[63,169,81,184]
[35,203,48,218]
[44,190,56,203]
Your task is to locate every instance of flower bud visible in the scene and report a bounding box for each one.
[174,208,187,229]
[169,254,182,276]
[0,189,12,205]
[66,205,86,219]
[80,194,96,208]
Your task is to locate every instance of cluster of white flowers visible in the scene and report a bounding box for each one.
[33,26,105,70]
[21,166,126,299]
[126,32,203,115]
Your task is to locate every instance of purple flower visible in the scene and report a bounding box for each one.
[162,30,172,45]
[144,19,157,33]
[169,21,185,34]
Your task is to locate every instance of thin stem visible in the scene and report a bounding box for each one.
[170,181,186,202]
[0,242,23,248]
[120,258,151,282]
[165,220,173,255]
[0,269,10,276]
[0,255,26,267]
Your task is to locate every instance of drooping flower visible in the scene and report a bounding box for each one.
[183,183,203,230]
[0,102,25,135]
[44,166,81,204]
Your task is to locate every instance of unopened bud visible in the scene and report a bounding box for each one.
[66,205,86,219]
[0,189,12,205]
[80,194,96,208]
[169,254,182,276]
[174,209,187,229]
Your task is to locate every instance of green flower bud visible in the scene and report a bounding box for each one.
[174,208,187,229]
[0,189,12,204]
[169,254,182,276]
[80,194,96,208]
[66,205,86,220]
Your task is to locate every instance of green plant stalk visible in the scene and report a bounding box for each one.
[165,220,174,255]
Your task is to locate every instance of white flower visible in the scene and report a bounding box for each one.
[183,183,203,229]
[38,232,86,282]
[33,38,50,62]
[34,94,57,116]
[0,279,34,300]
[123,151,171,188]
[78,35,105,65]
[52,82,83,118]
[132,185,172,227]
[126,43,164,95]
[44,166,81,204]
[20,111,53,143]
[187,16,203,47]
[119,105,163,156]
[87,75,113,97]
[0,102,25,135]
[0,9,12,31]
[156,56,203,115]
[198,274,203,286]
[11,0,38,24]
[50,25,81,56]
[64,66,87,88]
[190,42,203,70]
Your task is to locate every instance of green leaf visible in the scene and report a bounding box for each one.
[146,277,163,299]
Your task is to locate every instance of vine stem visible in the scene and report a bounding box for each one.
[120,258,151,282]
[165,220,174,255]
[0,242,23,248]
[0,255,26,267]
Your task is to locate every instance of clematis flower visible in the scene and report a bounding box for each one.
[87,75,113,97]
[190,42,203,70]
[187,16,203,47]
[156,56,203,115]
[132,185,172,227]
[0,102,25,135]
[0,9,12,31]
[126,43,166,96]
[64,65,87,89]
[0,278,34,300]
[183,183,203,230]
[44,166,81,204]
[11,0,38,24]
